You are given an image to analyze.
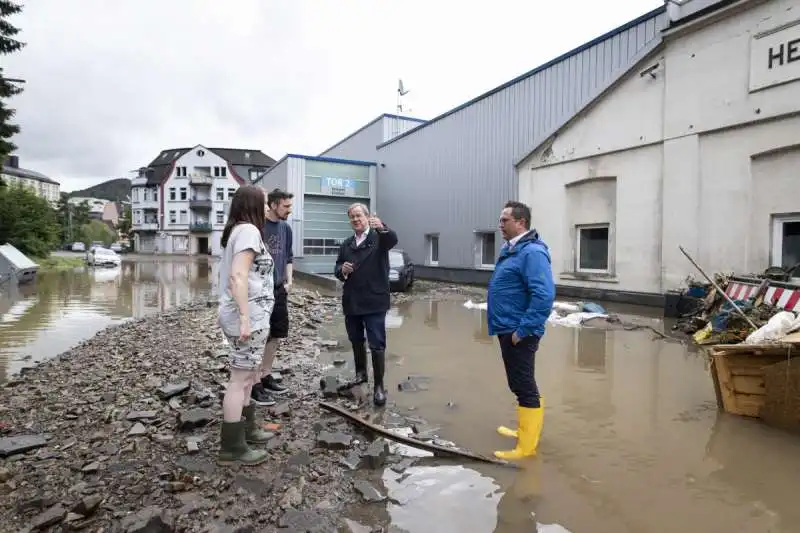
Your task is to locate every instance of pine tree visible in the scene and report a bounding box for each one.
[0,0,25,163]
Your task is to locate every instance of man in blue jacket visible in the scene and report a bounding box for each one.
[488,200,555,460]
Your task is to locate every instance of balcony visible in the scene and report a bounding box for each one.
[135,222,159,232]
[190,222,212,232]
[189,198,212,210]
[189,174,213,186]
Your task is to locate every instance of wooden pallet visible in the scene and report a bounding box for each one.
[708,343,798,418]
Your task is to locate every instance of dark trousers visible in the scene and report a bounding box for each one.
[344,312,387,352]
[498,333,541,408]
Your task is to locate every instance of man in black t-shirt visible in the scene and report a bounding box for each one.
[251,188,294,406]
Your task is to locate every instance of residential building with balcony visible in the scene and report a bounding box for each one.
[130,145,275,255]
[1,156,60,205]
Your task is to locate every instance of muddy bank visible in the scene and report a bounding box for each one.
[0,287,446,532]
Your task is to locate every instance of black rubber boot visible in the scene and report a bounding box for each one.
[372,349,387,407]
[338,342,369,392]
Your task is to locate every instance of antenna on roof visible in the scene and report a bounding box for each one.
[397,78,409,114]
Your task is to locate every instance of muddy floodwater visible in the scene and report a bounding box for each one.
[0,257,215,381]
[324,298,800,533]
[5,261,800,533]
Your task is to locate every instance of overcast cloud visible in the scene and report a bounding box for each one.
[4,0,663,191]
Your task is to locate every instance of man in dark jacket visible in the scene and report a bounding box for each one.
[334,203,398,406]
[488,200,555,460]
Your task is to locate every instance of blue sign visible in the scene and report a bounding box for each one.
[324,177,354,189]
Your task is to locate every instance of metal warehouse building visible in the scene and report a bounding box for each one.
[373,6,667,284]
[256,114,422,274]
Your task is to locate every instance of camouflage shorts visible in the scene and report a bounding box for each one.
[224,329,269,371]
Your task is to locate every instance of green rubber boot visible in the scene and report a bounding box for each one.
[217,421,268,466]
[243,404,273,444]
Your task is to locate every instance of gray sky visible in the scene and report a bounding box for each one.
[5,0,663,192]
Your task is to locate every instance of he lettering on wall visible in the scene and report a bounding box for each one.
[768,38,800,69]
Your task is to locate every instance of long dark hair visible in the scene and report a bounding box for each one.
[221,185,265,248]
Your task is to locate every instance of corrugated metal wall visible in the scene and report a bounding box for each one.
[320,115,426,161]
[320,119,384,160]
[375,9,666,269]
[256,158,289,192]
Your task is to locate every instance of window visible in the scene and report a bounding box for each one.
[212,166,227,177]
[426,234,439,265]
[216,211,224,224]
[169,210,176,224]
[132,188,139,202]
[303,238,342,256]
[576,224,610,272]
[179,210,188,224]
[216,188,224,200]
[249,169,261,182]
[772,216,800,269]
[476,232,496,267]
[175,166,187,177]
[169,188,176,201]
[153,189,158,202]
[179,187,187,201]
[228,188,236,199]
[134,210,142,224]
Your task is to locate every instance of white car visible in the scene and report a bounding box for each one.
[72,242,86,252]
[87,247,121,267]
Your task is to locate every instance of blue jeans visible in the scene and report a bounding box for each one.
[344,312,387,352]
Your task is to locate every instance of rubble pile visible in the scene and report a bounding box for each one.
[672,275,795,345]
[0,287,431,532]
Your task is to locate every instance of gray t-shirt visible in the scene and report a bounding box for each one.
[218,223,275,338]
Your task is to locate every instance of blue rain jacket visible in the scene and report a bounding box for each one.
[487,231,555,339]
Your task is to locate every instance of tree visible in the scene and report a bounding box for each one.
[0,1,24,162]
[55,193,91,244]
[0,183,59,257]
[116,204,132,239]
[81,219,115,247]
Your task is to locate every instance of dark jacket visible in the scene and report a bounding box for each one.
[334,226,399,316]
[487,230,555,339]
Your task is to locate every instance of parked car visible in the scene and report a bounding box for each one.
[71,242,86,252]
[389,249,414,292]
[110,242,123,253]
[87,247,121,267]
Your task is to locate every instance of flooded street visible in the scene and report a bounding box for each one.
[4,262,800,532]
[324,297,800,533]
[0,257,215,381]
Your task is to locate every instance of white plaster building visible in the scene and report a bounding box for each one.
[516,0,800,304]
[131,145,275,256]
[1,156,60,205]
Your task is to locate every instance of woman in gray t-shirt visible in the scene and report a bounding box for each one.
[217,185,275,466]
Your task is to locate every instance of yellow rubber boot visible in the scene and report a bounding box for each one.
[496,397,545,439]
[494,404,544,460]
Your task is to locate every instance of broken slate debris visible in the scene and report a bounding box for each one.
[317,430,352,450]
[353,480,386,502]
[157,381,190,400]
[0,434,49,458]
[0,284,473,531]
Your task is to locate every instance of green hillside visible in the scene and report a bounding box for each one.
[67,178,132,203]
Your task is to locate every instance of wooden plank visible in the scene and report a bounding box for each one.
[735,393,764,418]
[779,331,800,345]
[731,374,765,395]
[709,355,724,410]
[713,352,740,415]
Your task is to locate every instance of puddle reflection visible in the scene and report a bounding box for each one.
[0,257,215,381]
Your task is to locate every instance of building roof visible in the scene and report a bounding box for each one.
[0,165,60,185]
[377,5,668,149]
[514,42,665,167]
[514,1,744,166]
[318,113,426,156]
[140,146,276,185]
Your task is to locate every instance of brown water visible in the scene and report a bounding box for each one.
[0,257,215,381]
[326,299,800,533]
